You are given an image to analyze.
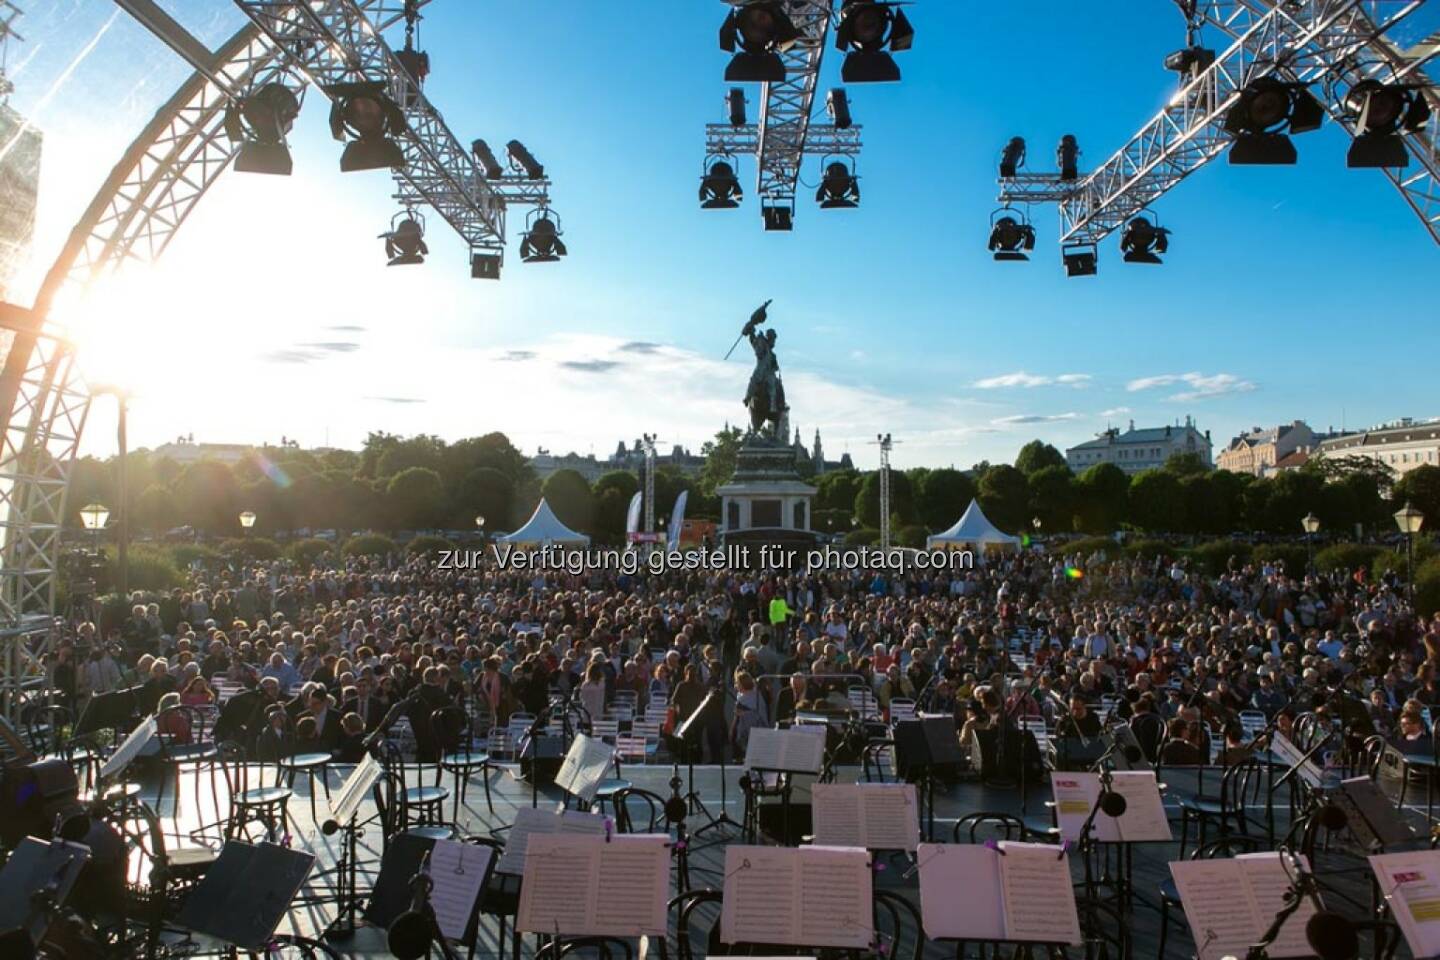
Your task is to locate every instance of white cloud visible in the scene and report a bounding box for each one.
[975,371,1091,389]
[992,413,1081,425]
[1099,407,1132,418]
[1126,371,1257,401]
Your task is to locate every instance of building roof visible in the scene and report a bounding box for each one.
[1069,423,1205,451]
[1317,419,1440,453]
[1273,449,1310,470]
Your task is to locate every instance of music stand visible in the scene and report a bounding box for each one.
[677,690,740,836]
[0,837,90,949]
[74,685,139,738]
[893,717,963,840]
[176,841,315,952]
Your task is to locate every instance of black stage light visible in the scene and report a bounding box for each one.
[728,88,748,126]
[762,204,793,231]
[816,161,860,208]
[393,46,430,109]
[1164,45,1215,76]
[1056,134,1080,181]
[720,1,801,83]
[506,140,545,179]
[1062,243,1098,277]
[999,136,1026,178]
[988,213,1036,261]
[1120,215,1170,265]
[470,138,504,180]
[325,81,406,172]
[827,88,853,129]
[471,249,502,280]
[1346,80,1430,168]
[382,213,428,266]
[700,159,744,209]
[1225,76,1324,165]
[520,211,567,263]
[835,0,914,83]
[225,82,301,176]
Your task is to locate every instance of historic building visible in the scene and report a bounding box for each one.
[1216,421,1319,476]
[1315,418,1440,478]
[528,428,853,483]
[1065,418,1212,475]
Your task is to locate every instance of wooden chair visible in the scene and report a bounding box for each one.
[434,706,495,819]
[216,740,292,842]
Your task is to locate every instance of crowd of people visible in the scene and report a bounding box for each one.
[43,537,1440,776]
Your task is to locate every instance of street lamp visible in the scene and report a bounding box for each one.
[80,503,110,552]
[1394,501,1425,601]
[239,510,257,532]
[1302,512,1320,572]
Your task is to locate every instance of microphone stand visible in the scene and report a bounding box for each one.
[1244,850,1321,960]
[1074,739,1126,903]
[387,851,463,960]
[691,682,743,840]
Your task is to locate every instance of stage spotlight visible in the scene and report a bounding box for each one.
[762,204,793,231]
[394,46,430,109]
[506,140,545,179]
[988,210,1035,261]
[520,210,567,263]
[835,0,914,83]
[1062,243,1098,277]
[1120,214,1170,265]
[720,1,801,83]
[325,81,406,172]
[999,136,1026,178]
[1056,135,1080,181]
[224,82,301,175]
[827,88,853,129]
[1224,76,1323,165]
[700,158,744,209]
[728,88,748,126]
[471,249,502,280]
[816,161,860,208]
[471,138,504,179]
[1346,80,1430,168]
[1164,45,1215,76]
[381,211,428,266]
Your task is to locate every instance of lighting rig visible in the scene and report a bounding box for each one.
[990,0,1439,275]
[207,0,564,279]
[704,0,916,230]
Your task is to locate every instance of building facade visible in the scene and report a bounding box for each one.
[1315,418,1440,478]
[528,428,853,483]
[1216,421,1319,476]
[1066,418,1212,475]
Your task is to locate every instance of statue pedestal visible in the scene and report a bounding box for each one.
[716,433,818,558]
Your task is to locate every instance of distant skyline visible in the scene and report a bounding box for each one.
[6,1,1439,470]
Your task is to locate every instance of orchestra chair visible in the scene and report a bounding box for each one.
[27,704,102,793]
[1156,836,1263,960]
[534,938,637,959]
[862,736,895,783]
[611,786,666,833]
[125,801,219,952]
[216,740,292,843]
[434,706,495,819]
[154,703,222,831]
[1176,756,1264,858]
[278,720,333,826]
[377,740,452,839]
[952,812,1027,844]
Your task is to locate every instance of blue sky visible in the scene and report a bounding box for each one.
[8,0,1439,469]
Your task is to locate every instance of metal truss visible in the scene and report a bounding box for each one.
[997,0,1439,251]
[710,0,865,219]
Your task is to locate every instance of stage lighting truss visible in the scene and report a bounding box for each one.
[834,0,915,83]
[382,209,429,266]
[1344,79,1431,169]
[1119,211,1170,265]
[992,0,1440,263]
[720,0,802,82]
[988,207,1036,262]
[326,80,408,172]
[520,208,567,263]
[815,157,860,208]
[223,81,303,175]
[700,156,745,209]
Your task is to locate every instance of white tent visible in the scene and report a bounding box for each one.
[927,499,1022,551]
[498,498,591,547]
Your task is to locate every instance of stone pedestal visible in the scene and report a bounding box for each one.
[716,433,817,554]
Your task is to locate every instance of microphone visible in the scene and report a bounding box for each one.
[387,851,435,960]
[1098,789,1128,818]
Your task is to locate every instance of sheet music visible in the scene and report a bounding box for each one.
[554,733,616,806]
[1171,853,1320,960]
[719,845,871,948]
[1237,853,1320,959]
[743,727,825,774]
[100,716,156,780]
[495,805,607,876]
[428,840,493,941]
[1371,850,1440,959]
[916,842,1004,941]
[328,754,382,826]
[516,833,670,937]
[1268,734,1325,790]
[811,783,919,851]
[998,842,1084,945]
[1050,771,1170,843]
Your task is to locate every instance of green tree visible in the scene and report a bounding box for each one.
[1128,469,1185,532]
[594,470,640,502]
[1179,473,1229,534]
[977,464,1030,532]
[1393,465,1440,526]
[1015,440,1067,477]
[1074,463,1130,533]
[541,469,595,533]
[1308,453,1397,495]
[854,470,917,528]
[376,435,446,479]
[1027,465,1075,532]
[918,468,976,530]
[697,426,745,497]
[443,433,532,488]
[593,488,632,544]
[386,467,445,530]
[453,467,515,530]
[816,470,862,515]
[1163,451,1210,478]
[173,461,243,536]
[133,483,177,534]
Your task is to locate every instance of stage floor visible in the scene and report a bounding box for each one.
[118,759,1398,959]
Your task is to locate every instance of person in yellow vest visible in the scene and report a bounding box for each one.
[768,594,793,647]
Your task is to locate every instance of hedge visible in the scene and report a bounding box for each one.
[219,537,281,562]
[1417,556,1440,618]
[1064,536,1119,559]
[845,528,880,547]
[1187,539,1252,576]
[1124,539,1173,560]
[1252,543,1309,575]
[107,544,184,593]
[1313,543,1381,575]
[342,533,399,557]
[286,538,335,565]
[407,534,455,556]
[169,543,223,568]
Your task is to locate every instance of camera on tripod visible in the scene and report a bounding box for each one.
[60,549,107,596]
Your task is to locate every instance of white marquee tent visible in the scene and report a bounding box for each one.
[926,498,1022,551]
[498,498,591,547]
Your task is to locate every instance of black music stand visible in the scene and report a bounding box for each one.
[677,690,740,835]
[893,717,963,841]
[74,685,140,738]
[176,841,315,952]
[0,837,90,950]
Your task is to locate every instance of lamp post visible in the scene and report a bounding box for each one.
[80,503,110,553]
[239,511,257,537]
[1394,502,1425,602]
[92,386,132,599]
[1031,516,1042,542]
[1302,512,1320,571]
